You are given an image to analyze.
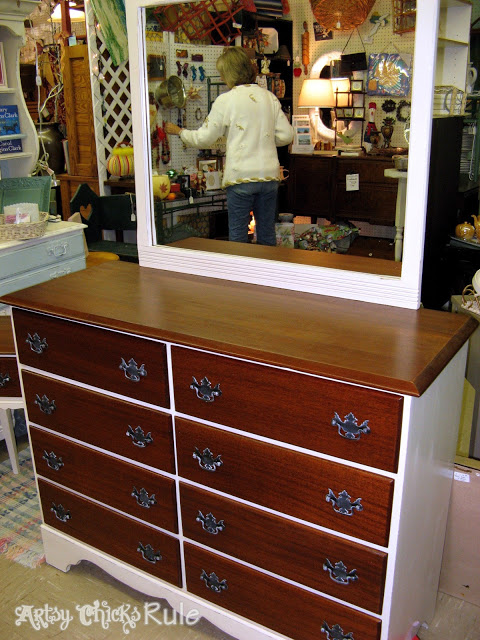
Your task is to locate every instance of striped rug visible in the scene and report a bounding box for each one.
[0,447,45,568]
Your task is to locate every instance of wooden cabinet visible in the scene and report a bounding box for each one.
[289,154,397,226]
[2,261,477,640]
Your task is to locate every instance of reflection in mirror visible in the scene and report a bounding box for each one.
[144,0,413,276]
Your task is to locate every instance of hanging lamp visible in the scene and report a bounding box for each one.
[310,0,375,31]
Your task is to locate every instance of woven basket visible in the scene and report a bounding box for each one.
[310,0,375,31]
[0,211,49,242]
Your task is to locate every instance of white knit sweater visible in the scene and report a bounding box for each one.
[180,84,293,188]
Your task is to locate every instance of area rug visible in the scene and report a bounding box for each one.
[0,447,45,568]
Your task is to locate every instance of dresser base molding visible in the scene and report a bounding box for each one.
[40,525,290,640]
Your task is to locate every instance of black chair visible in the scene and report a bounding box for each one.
[69,183,138,262]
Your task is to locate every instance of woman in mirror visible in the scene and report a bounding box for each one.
[165,46,293,245]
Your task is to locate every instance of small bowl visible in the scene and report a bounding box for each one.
[278,213,294,223]
[393,155,408,171]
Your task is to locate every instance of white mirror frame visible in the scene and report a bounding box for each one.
[126,0,439,309]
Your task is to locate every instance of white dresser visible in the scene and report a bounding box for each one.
[0,221,86,306]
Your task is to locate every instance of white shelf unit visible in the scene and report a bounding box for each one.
[0,1,40,178]
[435,0,472,96]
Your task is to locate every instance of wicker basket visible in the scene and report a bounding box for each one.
[310,0,376,31]
[0,211,49,242]
[433,86,465,116]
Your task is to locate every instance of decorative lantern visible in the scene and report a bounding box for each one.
[106,143,135,177]
[310,0,375,31]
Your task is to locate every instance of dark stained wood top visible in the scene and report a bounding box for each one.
[170,237,402,277]
[0,316,15,354]
[1,261,477,396]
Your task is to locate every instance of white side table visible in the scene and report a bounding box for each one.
[384,167,408,261]
[0,316,23,474]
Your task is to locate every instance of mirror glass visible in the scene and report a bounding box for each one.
[143,1,413,274]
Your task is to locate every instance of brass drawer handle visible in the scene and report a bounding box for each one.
[137,542,162,564]
[26,332,48,354]
[331,412,370,440]
[321,621,354,639]
[190,376,222,402]
[51,502,71,523]
[0,372,11,388]
[131,486,157,508]
[119,358,147,382]
[126,425,153,447]
[196,510,226,535]
[326,489,363,516]
[193,447,223,472]
[323,559,358,585]
[43,450,64,471]
[200,570,228,593]
[35,393,56,415]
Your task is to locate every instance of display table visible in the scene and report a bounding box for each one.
[384,168,408,261]
[1,261,477,640]
[0,315,23,473]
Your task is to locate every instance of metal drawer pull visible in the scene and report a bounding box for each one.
[126,425,153,447]
[321,621,354,640]
[326,489,363,516]
[51,502,71,523]
[119,357,147,382]
[137,542,162,564]
[200,570,228,593]
[43,450,64,471]
[0,372,11,387]
[197,510,226,535]
[131,486,157,508]
[331,412,370,440]
[193,447,223,472]
[47,242,68,257]
[35,394,56,415]
[190,376,222,402]
[26,332,48,354]
[323,559,358,585]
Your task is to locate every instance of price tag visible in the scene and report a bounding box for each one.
[346,174,359,191]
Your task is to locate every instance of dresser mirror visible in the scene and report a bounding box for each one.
[126,0,439,309]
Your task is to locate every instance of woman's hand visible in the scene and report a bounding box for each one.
[164,122,183,135]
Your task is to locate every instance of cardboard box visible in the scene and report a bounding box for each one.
[439,464,480,606]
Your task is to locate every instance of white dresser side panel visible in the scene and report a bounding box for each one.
[385,343,468,640]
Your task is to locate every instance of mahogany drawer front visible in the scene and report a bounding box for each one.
[23,371,175,473]
[181,483,387,614]
[13,309,169,407]
[30,427,178,533]
[176,418,394,547]
[184,543,381,640]
[38,478,181,586]
[336,158,395,184]
[0,356,21,397]
[172,347,403,473]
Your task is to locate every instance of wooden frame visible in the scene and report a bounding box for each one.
[353,107,365,119]
[197,158,219,172]
[350,79,363,92]
[147,54,166,81]
[0,43,7,88]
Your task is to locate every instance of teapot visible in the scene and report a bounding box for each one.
[455,221,475,240]
[472,214,480,238]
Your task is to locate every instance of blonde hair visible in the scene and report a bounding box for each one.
[216,47,256,88]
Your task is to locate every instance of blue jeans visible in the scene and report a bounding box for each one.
[226,181,279,246]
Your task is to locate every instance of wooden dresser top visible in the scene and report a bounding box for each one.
[1,261,477,396]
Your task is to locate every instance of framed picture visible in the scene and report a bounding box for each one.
[177,174,190,192]
[147,54,166,81]
[0,43,7,88]
[350,79,363,92]
[335,108,344,119]
[344,108,354,119]
[353,107,365,119]
[198,158,219,172]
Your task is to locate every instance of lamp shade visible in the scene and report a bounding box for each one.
[298,79,335,108]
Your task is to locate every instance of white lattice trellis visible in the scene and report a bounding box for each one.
[86,0,132,195]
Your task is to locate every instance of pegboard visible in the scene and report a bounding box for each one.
[291,0,415,148]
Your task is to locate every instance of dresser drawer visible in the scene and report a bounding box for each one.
[30,427,178,533]
[184,543,381,640]
[0,356,21,397]
[23,371,175,473]
[176,418,393,546]
[13,309,169,407]
[172,347,402,473]
[38,478,181,586]
[181,483,387,613]
[0,256,87,299]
